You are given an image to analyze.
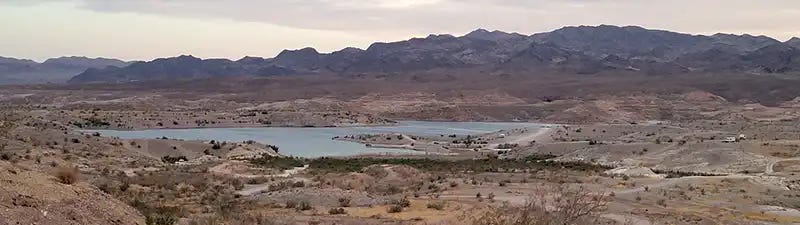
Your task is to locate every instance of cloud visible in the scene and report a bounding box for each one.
[67,0,500,33]
[3,0,800,61]
[4,0,800,39]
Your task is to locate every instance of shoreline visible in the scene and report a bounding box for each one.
[79,120,548,132]
[82,121,554,158]
[333,124,555,154]
[78,121,401,132]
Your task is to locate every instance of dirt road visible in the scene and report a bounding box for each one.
[490,127,553,149]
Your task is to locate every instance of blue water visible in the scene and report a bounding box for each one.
[87,121,540,158]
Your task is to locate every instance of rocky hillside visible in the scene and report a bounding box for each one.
[67,25,800,83]
[0,161,144,225]
[0,56,129,84]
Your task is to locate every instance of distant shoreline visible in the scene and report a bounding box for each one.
[79,120,544,132]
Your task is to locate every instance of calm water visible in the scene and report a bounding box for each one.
[87,121,540,157]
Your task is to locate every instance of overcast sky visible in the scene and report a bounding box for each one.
[2,0,800,62]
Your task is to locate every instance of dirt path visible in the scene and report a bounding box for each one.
[236,177,312,196]
[765,157,800,174]
[764,146,800,174]
[438,194,528,205]
[601,213,652,225]
[366,143,415,150]
[400,134,416,143]
[214,163,311,196]
[272,165,309,177]
[490,127,553,149]
[209,162,308,178]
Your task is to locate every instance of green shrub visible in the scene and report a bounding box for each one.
[338,197,351,207]
[249,155,305,170]
[307,157,607,174]
[449,181,459,188]
[161,155,187,164]
[390,198,410,208]
[268,181,289,192]
[145,213,177,225]
[285,200,297,209]
[499,180,509,187]
[295,201,312,211]
[497,143,519,149]
[651,169,723,178]
[227,179,244,191]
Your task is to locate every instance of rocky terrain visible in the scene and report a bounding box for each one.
[6,24,800,225]
[4,80,800,225]
[4,76,800,224]
[0,161,144,225]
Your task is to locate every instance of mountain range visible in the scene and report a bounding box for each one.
[6,25,800,84]
[0,56,129,84]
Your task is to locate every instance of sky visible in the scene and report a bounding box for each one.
[2,0,800,62]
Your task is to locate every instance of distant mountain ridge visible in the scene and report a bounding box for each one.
[51,25,800,83]
[0,56,129,84]
[42,56,129,70]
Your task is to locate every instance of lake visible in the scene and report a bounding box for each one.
[87,121,541,157]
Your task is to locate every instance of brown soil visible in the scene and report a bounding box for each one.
[0,161,144,225]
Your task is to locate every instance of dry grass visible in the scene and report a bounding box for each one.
[56,165,80,184]
[347,199,468,222]
[743,211,800,224]
[427,201,447,210]
[472,184,607,225]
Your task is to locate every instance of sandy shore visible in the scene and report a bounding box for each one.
[334,124,555,155]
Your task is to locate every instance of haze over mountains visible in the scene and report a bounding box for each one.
[5,25,800,84]
[0,56,129,84]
